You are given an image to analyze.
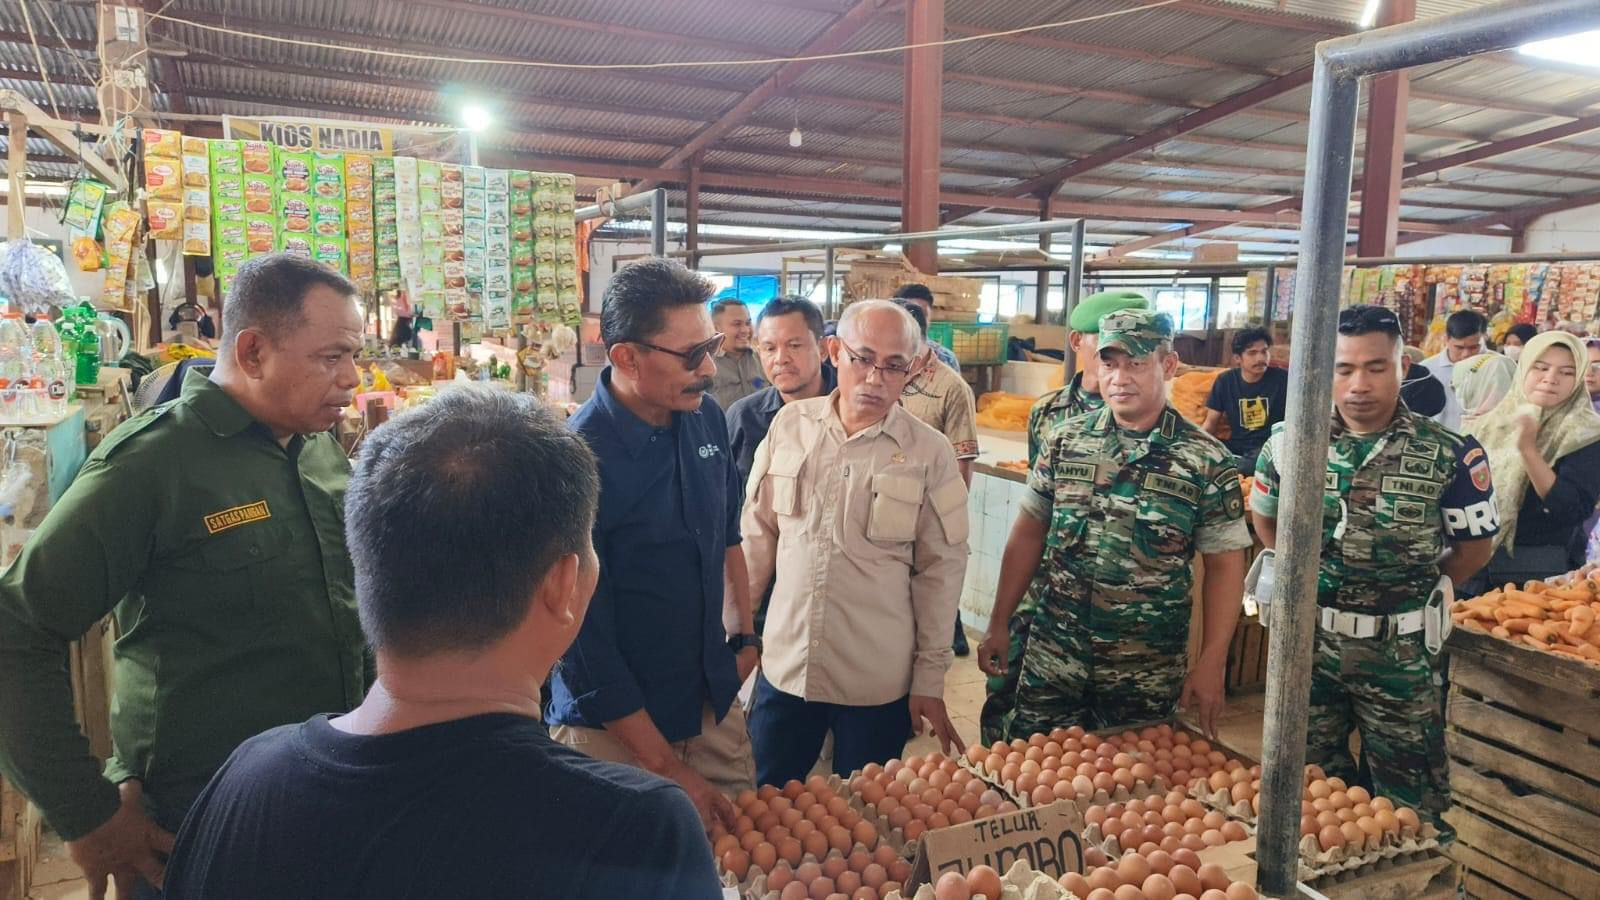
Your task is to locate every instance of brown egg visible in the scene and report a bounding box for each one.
[835,871,863,896]
[1086,890,1117,900]
[1144,873,1178,900]
[881,882,903,899]
[861,782,887,806]
[797,862,824,884]
[1180,834,1208,852]
[769,826,793,845]
[1229,782,1253,804]
[1160,836,1182,854]
[873,845,897,868]
[1308,780,1332,800]
[780,882,809,900]
[851,888,878,900]
[1225,884,1257,900]
[1201,811,1225,830]
[1221,821,1249,843]
[822,857,848,880]
[753,843,779,872]
[1119,852,1153,886]
[1061,872,1092,897]
[862,863,888,888]
[722,847,752,880]
[1194,863,1228,892]
[1371,796,1395,813]
[1143,824,1167,846]
[808,876,837,900]
[1318,825,1345,851]
[1180,799,1205,819]
[903,820,925,841]
[777,836,804,866]
[1114,886,1145,900]
[803,831,830,859]
[890,859,913,883]
[1171,848,1203,871]
[966,864,1003,899]
[1168,863,1202,896]
[1183,818,1206,836]
[927,812,951,829]
[1200,892,1229,900]
[1139,842,1163,858]
[1315,811,1339,829]
[1208,771,1231,792]
[828,826,853,854]
[1086,867,1121,892]
[742,831,767,853]
[782,809,806,829]
[934,871,970,900]
[1373,809,1399,835]
[1084,846,1109,868]
[1144,810,1165,828]
[714,833,740,857]
[769,864,796,891]
[851,820,878,849]
[1032,784,1056,806]
[1095,772,1117,792]
[1396,807,1421,834]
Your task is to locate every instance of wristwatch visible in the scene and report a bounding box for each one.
[728,633,763,653]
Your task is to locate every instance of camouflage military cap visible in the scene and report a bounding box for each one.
[1098,309,1175,358]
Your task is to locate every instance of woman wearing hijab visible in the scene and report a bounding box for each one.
[1452,353,1517,431]
[1584,337,1600,415]
[1465,331,1600,587]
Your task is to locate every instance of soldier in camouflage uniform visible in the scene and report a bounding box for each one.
[1251,305,1498,828]
[981,291,1148,743]
[980,310,1251,738]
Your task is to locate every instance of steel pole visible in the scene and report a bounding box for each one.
[1256,55,1361,899]
[1066,218,1086,324]
[650,188,668,258]
[1320,0,1600,75]
[823,246,837,319]
[679,218,1086,259]
[574,188,662,223]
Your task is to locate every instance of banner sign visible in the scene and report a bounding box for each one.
[223,115,471,164]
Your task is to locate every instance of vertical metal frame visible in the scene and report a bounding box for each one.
[1259,2,1600,894]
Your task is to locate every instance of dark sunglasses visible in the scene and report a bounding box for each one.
[1337,305,1401,337]
[632,333,725,370]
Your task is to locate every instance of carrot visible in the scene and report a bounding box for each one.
[1491,626,1511,639]
[1529,622,1556,643]
[1548,644,1588,658]
[1546,585,1592,603]
[1520,634,1550,650]
[1568,606,1595,639]
[1525,581,1550,595]
[1504,589,1551,610]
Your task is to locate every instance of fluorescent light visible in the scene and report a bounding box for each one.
[0,181,70,198]
[461,104,492,132]
[1358,0,1382,28]
[1520,29,1600,68]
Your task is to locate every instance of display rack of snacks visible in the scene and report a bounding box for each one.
[1444,573,1600,900]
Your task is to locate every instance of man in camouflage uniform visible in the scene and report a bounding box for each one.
[979,291,1148,743]
[980,310,1251,738]
[1251,305,1496,828]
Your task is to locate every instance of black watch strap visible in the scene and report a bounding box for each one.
[728,633,762,652]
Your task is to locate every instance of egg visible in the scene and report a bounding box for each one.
[1032,785,1056,806]
[890,859,913,883]
[862,863,888,888]
[1114,886,1144,900]
[1308,780,1332,800]
[934,872,971,900]
[851,888,878,900]
[1086,890,1117,900]
[1230,782,1253,804]
[797,862,824,883]
[882,882,903,899]
[742,831,767,852]
[1196,863,1229,892]
[1225,884,1257,900]
[808,876,837,900]
[1221,821,1249,843]
[1095,772,1117,792]
[1086,866,1121,892]
[836,871,863,895]
[1144,874,1178,900]
[1118,851,1153,886]
[1145,849,1175,876]
[781,882,809,900]
[1171,848,1203,871]
[753,842,778,872]
[873,845,897,868]
[1373,809,1399,835]
[722,847,752,880]
[903,820,925,841]
[966,864,1004,899]
[1371,796,1395,813]
[1200,892,1229,900]
[821,857,848,880]
[1208,771,1231,792]
[1061,872,1092,896]
[1168,863,1202,896]
[1180,833,1207,852]
[1318,825,1345,851]
[1396,807,1421,834]
[769,864,796,891]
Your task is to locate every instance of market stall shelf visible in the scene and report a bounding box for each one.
[1196,834,1455,900]
[1443,627,1600,899]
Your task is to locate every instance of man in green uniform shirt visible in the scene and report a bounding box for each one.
[0,254,365,899]
[980,290,1148,743]
[1251,305,1496,828]
[980,310,1250,739]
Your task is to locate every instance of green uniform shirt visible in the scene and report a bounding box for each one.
[0,372,363,839]
[1026,374,1103,468]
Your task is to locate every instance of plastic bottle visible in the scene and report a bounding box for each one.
[29,318,68,415]
[0,314,32,420]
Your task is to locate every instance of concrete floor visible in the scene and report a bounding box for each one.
[26,626,1268,898]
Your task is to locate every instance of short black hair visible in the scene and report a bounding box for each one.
[757,295,824,339]
[346,388,599,658]
[1231,327,1272,357]
[222,253,357,347]
[893,283,934,306]
[709,298,747,318]
[893,298,929,338]
[1446,309,1487,340]
[1506,323,1537,346]
[1337,304,1402,340]
[600,258,716,348]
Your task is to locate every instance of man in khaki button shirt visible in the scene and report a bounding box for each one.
[742,300,969,787]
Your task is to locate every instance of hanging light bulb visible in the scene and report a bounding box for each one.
[789,100,803,148]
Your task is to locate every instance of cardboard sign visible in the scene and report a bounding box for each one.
[909,800,1085,888]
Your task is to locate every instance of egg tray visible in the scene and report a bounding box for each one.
[1295,822,1438,881]
[957,756,1174,811]
[1185,782,1259,825]
[1080,817,1255,860]
[728,841,884,900]
[881,860,1072,900]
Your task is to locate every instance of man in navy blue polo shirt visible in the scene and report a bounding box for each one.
[549,258,758,830]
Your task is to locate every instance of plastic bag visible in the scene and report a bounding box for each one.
[0,240,75,314]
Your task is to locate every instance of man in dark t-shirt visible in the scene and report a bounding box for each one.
[1204,327,1288,473]
[164,390,721,900]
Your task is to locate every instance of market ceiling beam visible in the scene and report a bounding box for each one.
[943,67,1316,224]
[936,19,1279,77]
[1357,0,1415,258]
[635,0,890,190]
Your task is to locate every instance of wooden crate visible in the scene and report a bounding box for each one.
[0,776,42,900]
[1200,835,1457,900]
[1443,628,1600,899]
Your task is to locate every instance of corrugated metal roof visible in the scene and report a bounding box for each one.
[0,0,1592,253]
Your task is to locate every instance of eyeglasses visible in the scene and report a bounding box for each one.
[838,341,916,380]
[1337,306,1402,337]
[631,333,725,370]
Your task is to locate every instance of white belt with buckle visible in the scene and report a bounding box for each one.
[1318,607,1425,639]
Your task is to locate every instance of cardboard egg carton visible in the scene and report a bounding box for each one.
[1296,822,1438,879]
[729,841,889,900]
[882,860,1071,900]
[1080,816,1255,860]
[1186,781,1259,823]
[956,755,1171,811]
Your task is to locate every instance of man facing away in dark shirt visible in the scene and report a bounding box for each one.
[727,295,836,489]
[163,388,721,900]
[1203,326,1289,474]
